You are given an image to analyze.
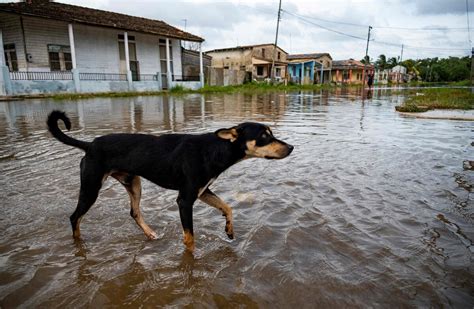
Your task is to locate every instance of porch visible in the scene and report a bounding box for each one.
[0,1,205,96]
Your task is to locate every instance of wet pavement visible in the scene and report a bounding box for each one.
[0,88,473,307]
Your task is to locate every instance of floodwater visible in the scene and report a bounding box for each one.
[0,88,473,307]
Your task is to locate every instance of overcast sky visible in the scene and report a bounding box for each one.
[15,0,474,60]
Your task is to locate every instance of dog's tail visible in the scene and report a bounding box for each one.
[47,110,90,151]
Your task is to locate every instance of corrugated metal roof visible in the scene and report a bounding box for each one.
[206,43,288,55]
[287,53,332,60]
[0,0,204,42]
[332,59,374,69]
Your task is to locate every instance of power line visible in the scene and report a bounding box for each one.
[283,10,367,41]
[282,9,470,32]
[283,9,471,53]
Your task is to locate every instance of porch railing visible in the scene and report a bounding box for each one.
[172,75,200,82]
[79,72,127,81]
[10,71,73,80]
[139,74,159,81]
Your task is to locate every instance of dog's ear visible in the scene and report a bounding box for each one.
[215,127,238,142]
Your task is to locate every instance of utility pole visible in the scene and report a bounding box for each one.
[362,25,372,87]
[271,0,282,83]
[400,44,404,63]
[182,19,187,49]
[471,47,473,86]
[397,44,404,83]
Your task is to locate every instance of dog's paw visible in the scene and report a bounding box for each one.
[225,224,234,239]
[146,231,159,240]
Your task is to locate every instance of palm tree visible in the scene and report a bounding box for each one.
[375,54,387,70]
[388,57,399,68]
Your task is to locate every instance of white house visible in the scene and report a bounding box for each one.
[0,0,205,96]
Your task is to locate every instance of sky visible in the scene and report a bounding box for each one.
[9,0,474,61]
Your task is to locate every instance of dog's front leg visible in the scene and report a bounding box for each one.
[199,188,234,239]
[176,190,197,252]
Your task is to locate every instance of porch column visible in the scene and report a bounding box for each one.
[320,64,324,84]
[68,23,80,92]
[0,29,12,95]
[165,38,172,88]
[199,42,204,88]
[300,63,304,85]
[124,32,133,89]
[349,69,352,84]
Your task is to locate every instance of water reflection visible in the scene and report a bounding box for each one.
[0,88,473,307]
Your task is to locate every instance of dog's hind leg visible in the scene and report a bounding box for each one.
[70,159,103,239]
[111,173,158,240]
[199,188,234,239]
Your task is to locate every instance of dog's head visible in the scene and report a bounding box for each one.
[215,122,293,159]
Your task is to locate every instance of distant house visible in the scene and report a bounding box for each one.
[331,58,374,84]
[374,68,391,85]
[287,53,332,85]
[390,65,408,83]
[0,0,205,95]
[206,43,288,81]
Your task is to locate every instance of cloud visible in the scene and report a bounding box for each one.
[412,0,469,15]
[14,0,472,59]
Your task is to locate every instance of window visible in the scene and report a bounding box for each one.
[342,70,349,80]
[48,45,72,71]
[262,48,265,58]
[4,44,18,72]
[277,52,281,60]
[118,34,135,41]
[159,39,173,74]
[276,67,281,77]
[118,34,139,79]
[257,66,264,76]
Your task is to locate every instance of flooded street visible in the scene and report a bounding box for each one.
[0,89,473,307]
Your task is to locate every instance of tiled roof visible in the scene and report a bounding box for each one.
[0,0,204,42]
[287,53,332,60]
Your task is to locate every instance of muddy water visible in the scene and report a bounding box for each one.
[0,88,473,307]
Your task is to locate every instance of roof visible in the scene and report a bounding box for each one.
[332,59,374,69]
[287,53,332,60]
[206,43,288,55]
[182,47,212,60]
[0,0,204,42]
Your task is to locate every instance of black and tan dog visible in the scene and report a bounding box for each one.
[47,110,293,251]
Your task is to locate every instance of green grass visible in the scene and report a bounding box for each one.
[395,87,474,112]
[404,80,472,87]
[20,82,347,100]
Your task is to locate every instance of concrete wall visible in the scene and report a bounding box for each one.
[11,80,75,94]
[208,68,246,86]
[0,13,27,70]
[22,16,70,71]
[208,49,250,70]
[73,24,122,74]
[171,81,201,90]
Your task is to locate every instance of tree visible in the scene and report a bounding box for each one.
[360,55,371,64]
[387,57,398,68]
[375,54,388,70]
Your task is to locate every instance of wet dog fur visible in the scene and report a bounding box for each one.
[47,110,293,251]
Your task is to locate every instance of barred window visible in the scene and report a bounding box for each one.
[4,43,18,72]
[48,45,72,71]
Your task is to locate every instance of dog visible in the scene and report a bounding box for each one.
[47,110,293,251]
